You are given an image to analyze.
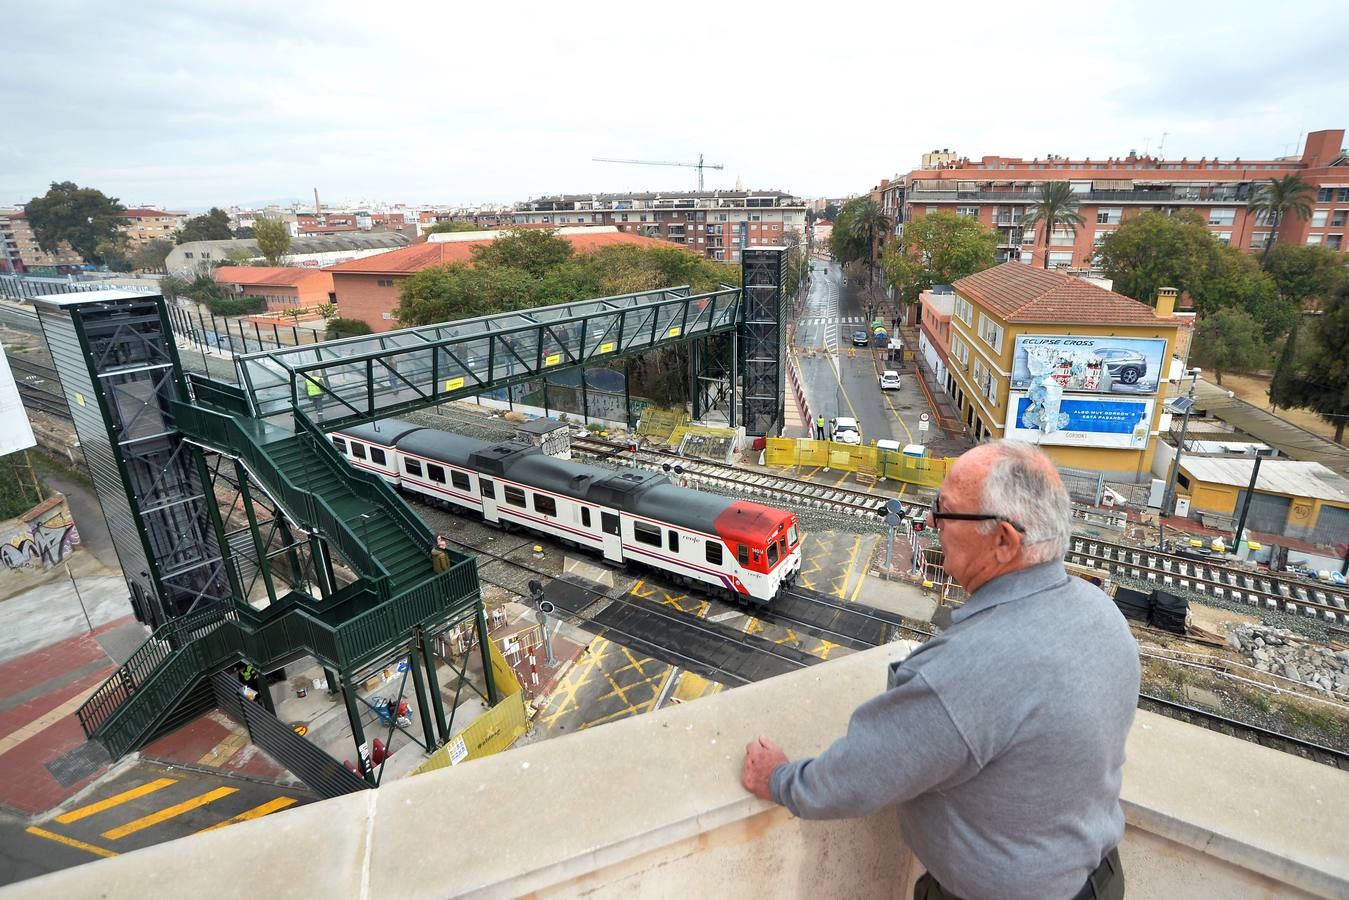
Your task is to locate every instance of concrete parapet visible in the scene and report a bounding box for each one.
[4,641,1346,899]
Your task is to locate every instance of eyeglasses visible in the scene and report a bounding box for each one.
[931,492,1027,534]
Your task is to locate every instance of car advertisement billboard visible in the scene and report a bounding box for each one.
[1004,392,1154,449]
[1009,334,1169,395]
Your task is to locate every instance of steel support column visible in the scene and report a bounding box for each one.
[407,642,438,748]
[341,677,376,786]
[418,629,449,742]
[476,603,499,704]
[233,460,279,608]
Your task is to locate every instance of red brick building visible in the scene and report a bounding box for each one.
[326,228,687,332]
[213,267,336,312]
[888,128,1348,268]
[917,289,954,391]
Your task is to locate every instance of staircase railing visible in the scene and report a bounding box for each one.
[172,400,394,595]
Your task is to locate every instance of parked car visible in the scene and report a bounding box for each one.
[851,330,870,347]
[879,370,902,390]
[1094,348,1147,385]
[831,416,861,445]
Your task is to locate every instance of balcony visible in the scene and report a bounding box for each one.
[909,189,1244,205]
[16,642,1346,898]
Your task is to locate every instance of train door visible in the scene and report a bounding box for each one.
[479,477,500,524]
[600,511,623,563]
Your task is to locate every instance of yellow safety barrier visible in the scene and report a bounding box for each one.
[636,407,690,444]
[764,438,952,488]
[412,690,528,775]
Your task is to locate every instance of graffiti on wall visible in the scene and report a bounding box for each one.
[1,495,80,571]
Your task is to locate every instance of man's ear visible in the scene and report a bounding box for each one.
[995,523,1022,563]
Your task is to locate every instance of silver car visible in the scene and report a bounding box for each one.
[1094,348,1147,385]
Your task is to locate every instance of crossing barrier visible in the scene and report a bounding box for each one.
[763,438,952,488]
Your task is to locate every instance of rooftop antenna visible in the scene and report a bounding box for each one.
[1158,132,1169,158]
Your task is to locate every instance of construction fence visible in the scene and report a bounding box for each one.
[763,438,953,489]
[411,640,527,775]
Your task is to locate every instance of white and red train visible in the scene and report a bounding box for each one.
[329,421,802,604]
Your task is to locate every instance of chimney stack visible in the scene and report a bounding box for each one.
[1156,286,1178,317]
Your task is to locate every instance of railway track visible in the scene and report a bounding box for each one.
[1138,694,1349,770]
[1067,537,1349,625]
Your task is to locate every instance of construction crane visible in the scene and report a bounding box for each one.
[592,154,725,191]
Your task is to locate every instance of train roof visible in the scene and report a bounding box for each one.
[336,419,427,447]
[395,427,495,468]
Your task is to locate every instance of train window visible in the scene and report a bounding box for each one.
[534,494,557,517]
[504,486,526,508]
[370,447,387,466]
[601,512,619,536]
[634,521,661,547]
[351,443,367,461]
[668,530,679,552]
[404,458,423,477]
[787,524,799,546]
[778,538,787,559]
[451,471,471,491]
[767,541,779,567]
[331,437,347,453]
[427,464,446,484]
[480,478,494,498]
[581,507,591,528]
[705,542,723,565]
[737,544,748,565]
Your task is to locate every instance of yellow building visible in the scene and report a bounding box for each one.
[1176,456,1349,545]
[947,263,1185,477]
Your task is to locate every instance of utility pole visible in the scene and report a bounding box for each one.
[1158,368,1201,550]
[1231,453,1263,553]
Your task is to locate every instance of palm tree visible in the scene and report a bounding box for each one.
[1248,174,1315,261]
[845,198,891,284]
[1022,182,1085,269]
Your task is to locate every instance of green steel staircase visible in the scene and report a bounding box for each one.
[76,383,481,759]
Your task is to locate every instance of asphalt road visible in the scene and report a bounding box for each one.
[795,262,933,448]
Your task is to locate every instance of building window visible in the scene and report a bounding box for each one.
[1020,251,1034,264]
[533,494,556,517]
[1327,235,1343,250]
[184,252,194,259]
[1312,210,1329,227]
[1307,235,1323,246]
[1318,188,1333,202]
[1094,229,1111,244]
[1096,208,1122,225]
[377,278,394,288]
[1050,227,1075,246]
[926,206,938,215]
[978,314,1004,353]
[1048,251,1074,267]
[954,297,973,325]
[1213,232,1231,244]
[1207,208,1236,226]
[956,207,979,218]
[1332,211,1347,228]
[1250,231,1270,249]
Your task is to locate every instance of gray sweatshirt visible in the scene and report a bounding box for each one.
[771,560,1140,900]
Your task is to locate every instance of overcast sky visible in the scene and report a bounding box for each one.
[4,1,1347,211]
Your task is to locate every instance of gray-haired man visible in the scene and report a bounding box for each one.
[742,441,1139,900]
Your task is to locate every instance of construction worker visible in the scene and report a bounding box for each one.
[305,372,325,417]
[815,414,826,440]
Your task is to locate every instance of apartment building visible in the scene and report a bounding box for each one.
[512,190,807,262]
[945,263,1187,478]
[117,208,187,246]
[888,128,1348,266]
[0,209,83,272]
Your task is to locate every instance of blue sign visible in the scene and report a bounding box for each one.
[1006,394,1153,449]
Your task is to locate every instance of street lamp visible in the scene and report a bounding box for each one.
[1158,367,1202,550]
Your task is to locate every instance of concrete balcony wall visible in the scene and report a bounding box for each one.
[6,642,1347,899]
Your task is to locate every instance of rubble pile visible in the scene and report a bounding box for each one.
[1226,624,1349,695]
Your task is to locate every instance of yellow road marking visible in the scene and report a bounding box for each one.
[56,778,178,824]
[102,787,238,840]
[24,826,119,859]
[0,683,102,757]
[196,796,298,833]
[197,731,248,767]
[834,535,862,598]
[850,559,869,602]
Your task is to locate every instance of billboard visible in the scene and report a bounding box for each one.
[1005,392,1154,449]
[1010,334,1168,395]
[0,346,37,456]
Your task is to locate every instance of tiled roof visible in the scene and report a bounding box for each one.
[954,263,1166,325]
[325,231,685,276]
[213,267,332,287]
[119,208,186,218]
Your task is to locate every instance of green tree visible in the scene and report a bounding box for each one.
[253,217,291,265]
[1286,280,1349,443]
[176,207,234,243]
[326,317,373,339]
[1022,182,1085,269]
[1261,244,1349,309]
[879,211,998,305]
[395,263,535,326]
[315,302,338,320]
[1248,174,1315,260]
[23,181,125,263]
[426,221,482,234]
[233,226,255,239]
[1188,308,1267,385]
[842,198,889,283]
[222,246,255,266]
[1188,243,1291,340]
[829,197,885,269]
[822,203,841,221]
[159,275,190,302]
[471,228,573,278]
[1095,210,1216,305]
[130,238,175,272]
[95,235,133,271]
[1269,319,1305,412]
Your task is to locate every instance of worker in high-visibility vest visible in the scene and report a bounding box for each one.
[305,373,325,417]
[815,415,826,440]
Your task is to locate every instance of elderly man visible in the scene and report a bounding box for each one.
[742,441,1139,900]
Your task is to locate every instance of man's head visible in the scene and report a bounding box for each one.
[933,441,1071,593]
